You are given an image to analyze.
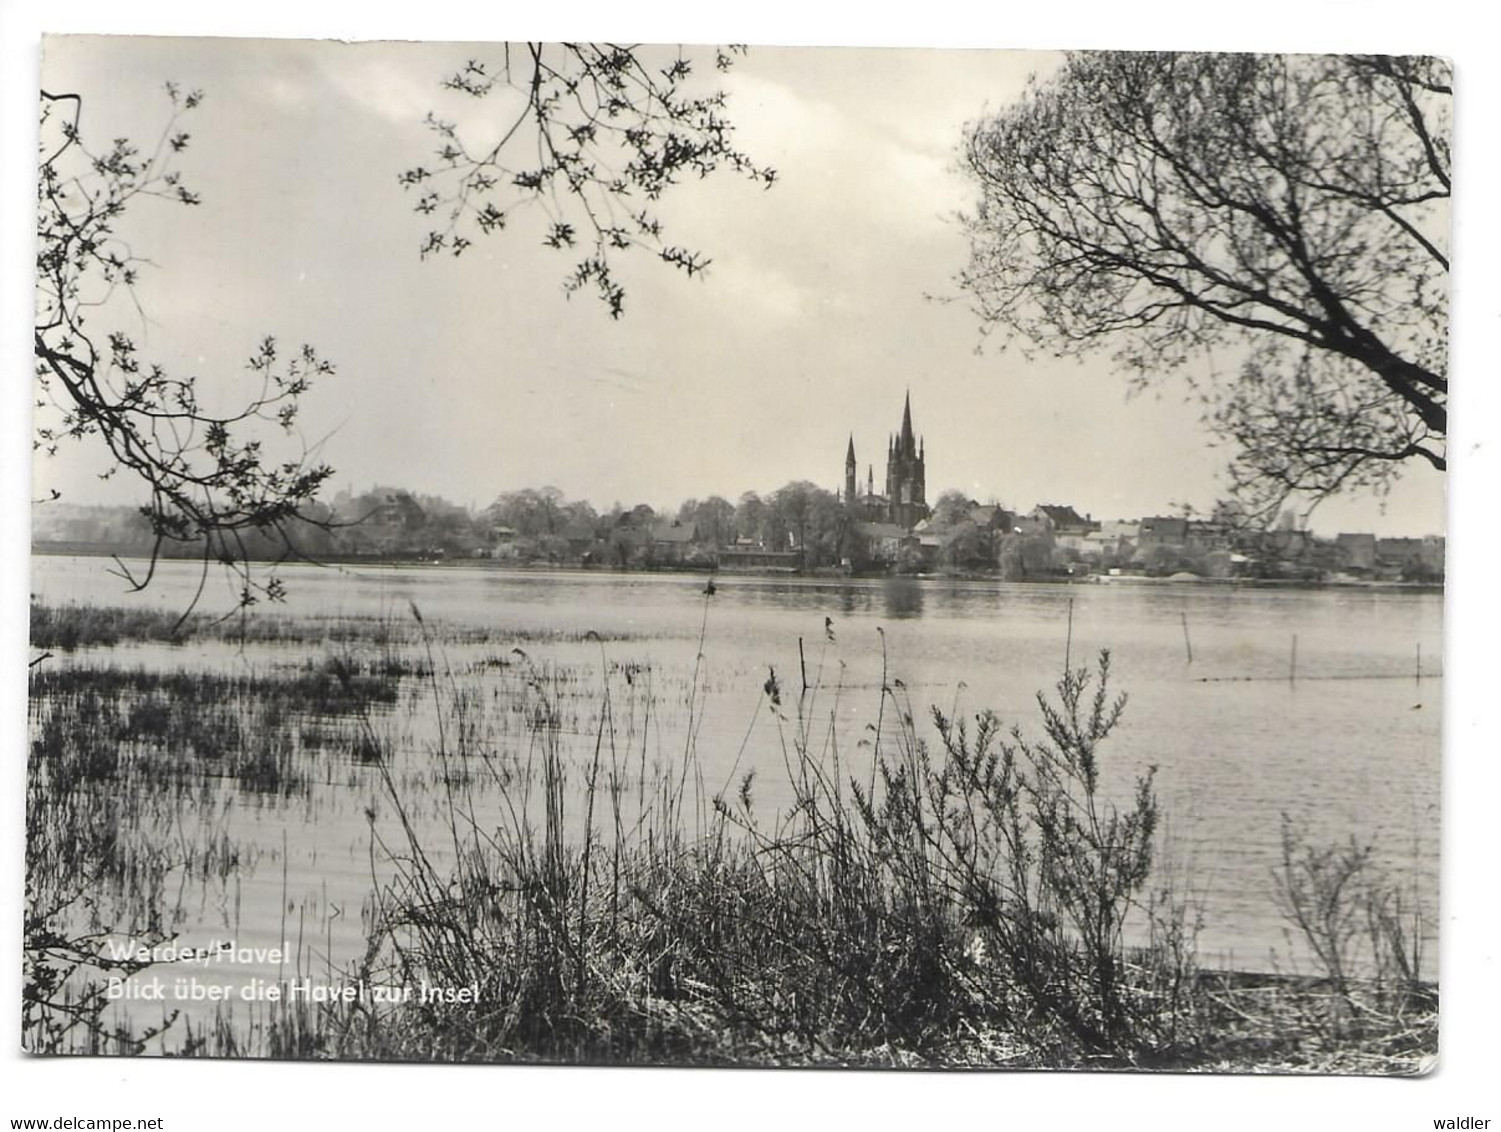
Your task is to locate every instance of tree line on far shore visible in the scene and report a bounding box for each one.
[31,478,1444,584]
[33,482,856,568]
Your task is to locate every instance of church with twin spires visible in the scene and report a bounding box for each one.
[843,393,929,530]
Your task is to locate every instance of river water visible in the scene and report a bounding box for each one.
[29,556,1444,1039]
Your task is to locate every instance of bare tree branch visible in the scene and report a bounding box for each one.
[399,43,775,318]
[35,85,338,612]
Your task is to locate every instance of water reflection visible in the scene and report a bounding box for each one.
[882,576,924,618]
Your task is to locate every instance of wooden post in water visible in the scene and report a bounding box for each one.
[798,636,808,695]
[1181,611,1194,664]
[1289,634,1298,685]
[1065,598,1074,673]
[1416,641,1422,683]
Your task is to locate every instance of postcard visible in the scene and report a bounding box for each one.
[26,37,1446,1070]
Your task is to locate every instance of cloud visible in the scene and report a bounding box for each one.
[319,47,444,127]
[726,69,958,229]
[715,255,820,324]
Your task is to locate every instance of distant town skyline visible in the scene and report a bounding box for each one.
[30,38,1446,539]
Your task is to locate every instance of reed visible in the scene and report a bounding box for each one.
[31,599,647,652]
[22,600,1437,1070]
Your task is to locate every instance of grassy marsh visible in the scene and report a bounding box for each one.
[23,600,1437,1070]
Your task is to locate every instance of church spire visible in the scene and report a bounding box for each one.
[901,391,915,453]
[846,434,856,466]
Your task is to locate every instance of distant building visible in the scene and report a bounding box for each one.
[843,392,929,530]
[1082,520,1139,561]
[1138,516,1189,550]
[855,521,912,564]
[967,504,1013,533]
[650,520,699,563]
[1029,504,1098,554]
[1422,535,1447,574]
[1335,533,1377,572]
[1375,536,1424,570]
[718,545,801,571]
[1031,504,1093,534]
[1099,519,1140,542]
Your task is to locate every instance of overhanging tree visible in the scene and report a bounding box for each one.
[401,43,776,318]
[958,52,1450,524]
[35,85,336,608]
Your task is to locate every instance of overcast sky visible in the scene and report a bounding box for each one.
[35,36,1446,534]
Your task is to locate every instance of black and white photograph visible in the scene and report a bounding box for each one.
[5,6,1490,1120]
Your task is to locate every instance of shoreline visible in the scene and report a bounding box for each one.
[29,546,1444,595]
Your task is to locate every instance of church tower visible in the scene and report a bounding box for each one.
[884,392,928,529]
[844,435,857,505]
